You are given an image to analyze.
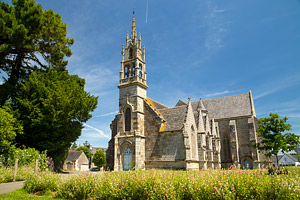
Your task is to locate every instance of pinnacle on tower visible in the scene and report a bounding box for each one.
[131,10,137,40]
[198,98,207,111]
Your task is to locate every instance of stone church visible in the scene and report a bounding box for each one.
[106,15,270,171]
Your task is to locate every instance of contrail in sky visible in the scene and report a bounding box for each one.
[146,0,149,23]
[82,122,110,139]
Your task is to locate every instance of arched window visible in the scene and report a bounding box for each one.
[125,108,131,131]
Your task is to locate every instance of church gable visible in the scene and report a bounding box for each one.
[175,100,187,107]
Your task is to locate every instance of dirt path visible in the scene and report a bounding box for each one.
[0,181,24,194]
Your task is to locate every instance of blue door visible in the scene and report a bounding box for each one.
[123,147,132,171]
[244,160,251,169]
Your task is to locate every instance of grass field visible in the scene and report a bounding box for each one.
[1,167,300,200]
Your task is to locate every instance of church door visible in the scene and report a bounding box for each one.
[244,160,251,169]
[123,147,132,171]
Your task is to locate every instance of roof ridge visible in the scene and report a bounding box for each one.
[147,97,168,108]
[284,153,299,162]
[158,104,187,111]
[198,92,249,102]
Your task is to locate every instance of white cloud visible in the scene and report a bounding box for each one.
[203,3,229,50]
[285,113,300,118]
[82,123,110,139]
[213,9,225,13]
[204,89,241,98]
[254,74,300,100]
[94,111,118,118]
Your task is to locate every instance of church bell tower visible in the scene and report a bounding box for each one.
[114,13,147,170]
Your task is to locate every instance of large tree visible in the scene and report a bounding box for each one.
[0,104,23,155]
[255,113,300,167]
[0,0,74,105]
[92,149,106,168]
[13,69,98,168]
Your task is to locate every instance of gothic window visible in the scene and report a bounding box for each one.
[132,66,135,76]
[125,108,131,131]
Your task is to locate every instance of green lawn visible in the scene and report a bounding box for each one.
[0,188,63,200]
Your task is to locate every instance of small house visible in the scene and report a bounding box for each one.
[63,150,89,171]
[273,154,300,167]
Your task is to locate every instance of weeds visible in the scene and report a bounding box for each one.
[23,169,300,199]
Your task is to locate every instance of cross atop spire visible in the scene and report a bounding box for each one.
[133,8,135,16]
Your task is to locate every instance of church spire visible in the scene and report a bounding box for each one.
[119,12,147,88]
[131,9,137,40]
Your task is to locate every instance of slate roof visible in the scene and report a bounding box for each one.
[158,105,187,132]
[66,151,84,161]
[280,154,299,162]
[149,92,254,131]
[272,155,283,164]
[148,98,168,109]
[191,93,254,119]
[175,100,187,107]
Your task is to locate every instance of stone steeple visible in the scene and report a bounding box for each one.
[113,14,147,171]
[119,13,147,88]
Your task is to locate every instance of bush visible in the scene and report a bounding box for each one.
[21,169,300,199]
[268,167,288,175]
[24,172,60,193]
[0,165,34,183]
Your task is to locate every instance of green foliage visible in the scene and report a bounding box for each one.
[268,167,288,175]
[0,188,62,200]
[5,147,39,166]
[0,165,34,183]
[12,69,97,168]
[0,104,23,155]
[75,146,91,160]
[24,172,60,193]
[0,147,50,172]
[256,113,300,166]
[0,0,74,105]
[23,169,300,199]
[92,149,106,168]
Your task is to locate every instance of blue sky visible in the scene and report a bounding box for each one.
[2,0,300,148]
